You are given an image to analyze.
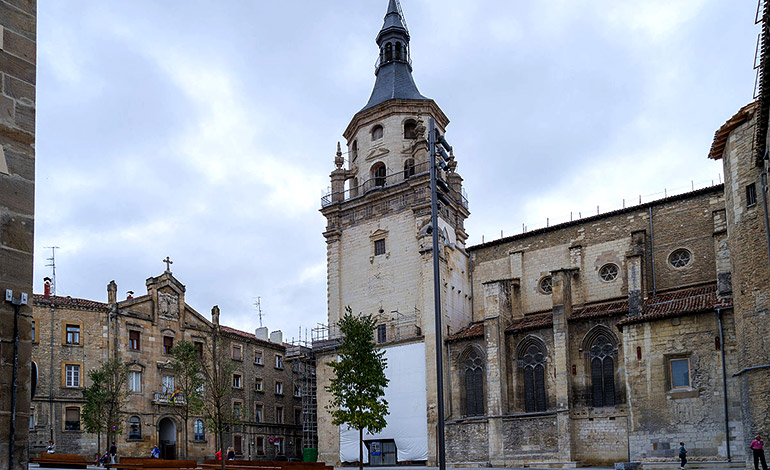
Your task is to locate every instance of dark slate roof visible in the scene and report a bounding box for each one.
[377,0,409,42]
[219,325,286,349]
[361,61,430,111]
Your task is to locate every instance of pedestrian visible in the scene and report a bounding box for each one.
[679,442,687,470]
[46,440,55,454]
[227,446,235,460]
[109,442,117,464]
[215,449,222,460]
[752,434,769,470]
[151,445,160,459]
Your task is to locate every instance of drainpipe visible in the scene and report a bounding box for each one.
[648,207,657,297]
[760,150,770,274]
[717,308,731,462]
[49,303,55,441]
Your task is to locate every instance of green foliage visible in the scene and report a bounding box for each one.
[81,358,129,451]
[325,306,389,434]
[170,340,206,458]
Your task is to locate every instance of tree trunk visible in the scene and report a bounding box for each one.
[98,432,101,463]
[183,417,189,459]
[219,429,226,470]
[359,428,363,470]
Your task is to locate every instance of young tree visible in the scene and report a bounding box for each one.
[325,306,389,470]
[198,306,237,470]
[170,340,205,459]
[82,358,129,456]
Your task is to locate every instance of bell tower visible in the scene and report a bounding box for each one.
[319,0,472,465]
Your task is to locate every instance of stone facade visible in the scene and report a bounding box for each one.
[0,1,35,469]
[29,270,313,461]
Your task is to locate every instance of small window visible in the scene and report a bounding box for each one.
[403,159,415,179]
[372,162,386,187]
[538,276,553,295]
[163,336,174,355]
[669,249,692,268]
[31,321,35,342]
[65,407,80,431]
[374,239,386,256]
[295,408,302,425]
[65,324,80,345]
[747,183,757,207]
[276,406,284,424]
[256,436,265,455]
[233,374,242,389]
[404,120,417,139]
[162,375,175,393]
[233,401,242,419]
[234,435,242,455]
[599,264,619,282]
[65,364,80,388]
[255,350,263,365]
[128,416,141,440]
[294,384,301,397]
[377,324,387,343]
[194,419,205,441]
[232,344,242,361]
[29,407,35,429]
[275,381,284,395]
[195,342,203,359]
[351,141,358,162]
[276,437,285,456]
[372,125,384,141]
[129,371,142,393]
[129,331,140,350]
[255,404,263,423]
[255,378,263,392]
[669,358,691,389]
[275,355,283,369]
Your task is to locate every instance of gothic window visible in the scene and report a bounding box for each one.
[372,125,384,141]
[462,348,484,416]
[372,162,386,187]
[589,334,616,407]
[128,416,141,440]
[404,120,417,139]
[518,340,547,412]
[538,276,553,295]
[404,159,415,179]
[669,249,691,268]
[599,264,619,282]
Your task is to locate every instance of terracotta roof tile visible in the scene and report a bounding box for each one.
[570,299,628,320]
[708,102,756,160]
[619,284,731,326]
[506,312,553,334]
[33,294,108,310]
[447,323,484,342]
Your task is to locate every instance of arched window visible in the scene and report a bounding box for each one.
[385,43,393,62]
[128,416,141,439]
[518,338,547,412]
[589,333,616,407]
[462,348,484,416]
[404,120,417,139]
[403,159,415,179]
[194,419,205,441]
[372,125,384,141]
[372,163,386,187]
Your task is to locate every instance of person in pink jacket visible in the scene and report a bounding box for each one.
[751,434,768,470]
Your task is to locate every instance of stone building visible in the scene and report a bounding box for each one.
[0,1,36,469]
[29,268,314,460]
[314,0,767,467]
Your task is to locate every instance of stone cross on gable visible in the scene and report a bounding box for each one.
[163,256,173,273]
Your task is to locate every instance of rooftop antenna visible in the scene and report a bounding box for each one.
[254,297,264,327]
[44,246,59,295]
[394,0,410,36]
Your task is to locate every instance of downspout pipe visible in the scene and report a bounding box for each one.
[717,308,731,462]
[760,150,770,274]
[648,207,657,297]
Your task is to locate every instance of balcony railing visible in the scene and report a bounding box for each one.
[153,391,186,405]
[321,161,469,210]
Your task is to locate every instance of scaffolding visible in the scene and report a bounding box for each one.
[286,341,317,451]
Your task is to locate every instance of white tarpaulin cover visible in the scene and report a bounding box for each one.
[340,341,428,463]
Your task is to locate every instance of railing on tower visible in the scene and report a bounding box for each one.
[321,160,468,210]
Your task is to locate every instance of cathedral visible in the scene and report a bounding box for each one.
[315,1,770,468]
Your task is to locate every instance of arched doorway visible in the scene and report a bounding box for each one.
[158,417,177,459]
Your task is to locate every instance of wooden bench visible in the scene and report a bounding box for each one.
[109,457,198,470]
[31,453,91,469]
[202,460,330,470]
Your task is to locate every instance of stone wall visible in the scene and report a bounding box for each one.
[502,414,558,462]
[445,419,489,464]
[0,1,35,468]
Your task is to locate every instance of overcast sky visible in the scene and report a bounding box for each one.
[34,0,758,342]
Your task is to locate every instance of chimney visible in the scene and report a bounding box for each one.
[211,305,220,326]
[44,277,52,298]
[255,327,268,341]
[269,330,283,344]
[126,291,134,300]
